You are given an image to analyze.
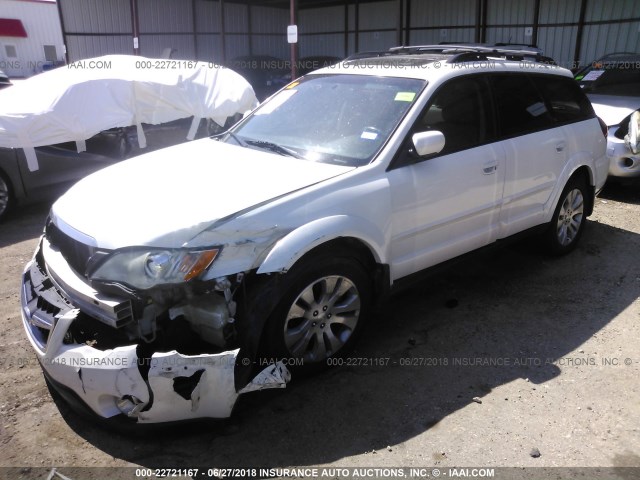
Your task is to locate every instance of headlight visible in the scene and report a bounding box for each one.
[88,247,220,290]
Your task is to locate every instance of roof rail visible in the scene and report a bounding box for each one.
[345,45,557,66]
[387,44,556,65]
[344,50,393,61]
[439,41,542,52]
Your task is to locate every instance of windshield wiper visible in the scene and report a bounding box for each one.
[211,130,249,148]
[224,131,249,148]
[245,139,305,159]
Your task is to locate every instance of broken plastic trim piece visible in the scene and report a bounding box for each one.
[239,362,291,394]
[136,350,290,423]
[22,263,291,424]
[34,325,290,423]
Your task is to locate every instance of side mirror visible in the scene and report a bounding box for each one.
[412,130,445,157]
[625,110,640,154]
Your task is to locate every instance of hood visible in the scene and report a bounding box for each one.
[588,94,640,126]
[51,139,353,249]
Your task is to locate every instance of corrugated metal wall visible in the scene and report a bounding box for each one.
[137,0,195,58]
[581,0,640,65]
[409,0,475,45]
[356,0,397,52]
[56,0,640,70]
[537,0,580,69]
[58,0,132,61]
[298,5,346,57]
[250,5,288,58]
[484,0,535,45]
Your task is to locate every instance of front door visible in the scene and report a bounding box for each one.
[388,75,506,281]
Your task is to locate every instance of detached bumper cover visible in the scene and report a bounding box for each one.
[21,238,290,424]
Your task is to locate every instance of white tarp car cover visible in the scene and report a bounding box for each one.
[0,55,258,170]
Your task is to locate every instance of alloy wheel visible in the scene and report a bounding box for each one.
[283,275,361,362]
[556,188,584,246]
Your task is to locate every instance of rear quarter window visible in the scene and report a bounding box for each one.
[532,75,595,124]
[490,73,556,138]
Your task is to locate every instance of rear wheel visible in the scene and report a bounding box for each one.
[0,171,13,221]
[544,176,588,255]
[260,252,372,368]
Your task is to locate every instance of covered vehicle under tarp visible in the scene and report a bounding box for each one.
[0,55,258,170]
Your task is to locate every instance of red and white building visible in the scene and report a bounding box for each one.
[0,0,64,77]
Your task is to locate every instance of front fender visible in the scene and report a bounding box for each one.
[256,215,387,274]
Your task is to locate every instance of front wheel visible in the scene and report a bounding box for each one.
[544,176,588,255]
[260,253,372,368]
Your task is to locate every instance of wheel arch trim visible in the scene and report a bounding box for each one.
[544,159,597,222]
[256,215,387,275]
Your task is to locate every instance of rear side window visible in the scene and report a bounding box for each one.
[532,75,595,124]
[490,74,555,138]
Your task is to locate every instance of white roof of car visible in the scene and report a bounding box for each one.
[315,51,572,81]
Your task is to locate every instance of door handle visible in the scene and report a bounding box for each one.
[483,161,498,174]
[556,142,566,153]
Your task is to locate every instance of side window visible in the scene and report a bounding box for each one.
[532,75,595,124]
[416,76,494,155]
[491,74,555,138]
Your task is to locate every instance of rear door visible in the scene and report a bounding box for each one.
[490,73,568,237]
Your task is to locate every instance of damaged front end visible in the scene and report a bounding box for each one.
[20,220,290,424]
[604,110,640,178]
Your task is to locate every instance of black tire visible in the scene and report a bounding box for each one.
[0,170,13,222]
[544,175,589,255]
[259,251,373,370]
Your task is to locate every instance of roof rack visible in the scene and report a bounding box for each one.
[439,41,542,53]
[345,44,556,66]
[389,45,556,65]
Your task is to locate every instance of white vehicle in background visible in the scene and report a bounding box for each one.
[576,53,640,178]
[21,45,608,427]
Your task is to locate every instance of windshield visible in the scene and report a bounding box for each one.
[225,74,425,167]
[577,61,640,96]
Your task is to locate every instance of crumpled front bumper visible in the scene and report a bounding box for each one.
[606,127,640,178]
[20,238,290,424]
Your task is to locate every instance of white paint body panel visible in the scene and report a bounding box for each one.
[387,142,506,280]
[51,139,353,249]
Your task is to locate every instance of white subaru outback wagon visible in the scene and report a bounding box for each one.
[21,46,608,425]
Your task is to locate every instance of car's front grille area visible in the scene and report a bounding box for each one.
[22,248,74,350]
[45,220,97,277]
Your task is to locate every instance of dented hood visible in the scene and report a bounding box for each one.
[51,138,353,249]
[588,94,640,127]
